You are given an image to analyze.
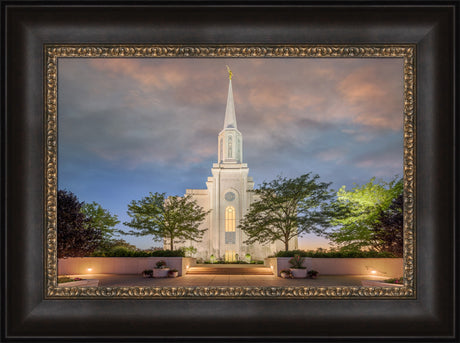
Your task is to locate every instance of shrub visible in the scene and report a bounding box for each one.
[58,276,83,283]
[142,269,153,277]
[155,260,167,269]
[280,269,293,278]
[149,249,185,257]
[272,250,396,258]
[90,249,185,257]
[307,270,319,277]
[201,260,265,264]
[289,255,306,269]
[383,277,403,284]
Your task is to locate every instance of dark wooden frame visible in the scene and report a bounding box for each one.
[1,1,457,341]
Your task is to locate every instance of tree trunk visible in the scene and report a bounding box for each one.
[170,238,174,250]
[284,240,289,251]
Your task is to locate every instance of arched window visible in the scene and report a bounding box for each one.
[225,206,236,232]
[228,136,233,158]
[225,206,236,245]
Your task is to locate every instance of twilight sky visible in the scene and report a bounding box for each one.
[58,57,404,250]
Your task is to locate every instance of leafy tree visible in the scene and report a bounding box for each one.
[238,173,333,251]
[57,190,103,258]
[122,192,209,250]
[92,238,139,256]
[371,193,403,257]
[81,201,120,240]
[183,246,198,257]
[328,177,403,252]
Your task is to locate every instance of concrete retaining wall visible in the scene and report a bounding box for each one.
[58,257,196,276]
[265,257,403,278]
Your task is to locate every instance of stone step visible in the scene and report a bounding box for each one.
[187,267,273,275]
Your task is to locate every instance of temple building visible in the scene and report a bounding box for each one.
[173,68,298,261]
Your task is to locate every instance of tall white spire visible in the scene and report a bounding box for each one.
[218,66,243,164]
[223,67,237,129]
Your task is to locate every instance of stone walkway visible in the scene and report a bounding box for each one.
[65,273,389,287]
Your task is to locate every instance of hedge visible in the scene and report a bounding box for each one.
[271,250,396,258]
[91,248,185,257]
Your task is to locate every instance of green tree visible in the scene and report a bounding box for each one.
[122,192,209,250]
[371,192,404,257]
[92,238,139,256]
[81,201,120,239]
[57,190,103,258]
[328,176,403,251]
[238,173,333,251]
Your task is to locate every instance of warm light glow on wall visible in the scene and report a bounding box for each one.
[87,268,92,272]
[225,250,236,262]
[370,270,377,274]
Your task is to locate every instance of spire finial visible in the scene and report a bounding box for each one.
[226,65,232,80]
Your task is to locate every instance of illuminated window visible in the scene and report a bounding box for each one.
[225,250,236,262]
[225,206,235,232]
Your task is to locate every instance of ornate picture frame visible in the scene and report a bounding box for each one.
[2,2,456,341]
[45,44,415,299]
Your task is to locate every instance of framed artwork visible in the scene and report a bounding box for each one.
[48,45,414,298]
[2,1,456,341]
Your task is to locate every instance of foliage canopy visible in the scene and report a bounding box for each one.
[238,173,333,251]
[327,176,403,253]
[57,190,103,258]
[81,201,120,240]
[122,192,209,250]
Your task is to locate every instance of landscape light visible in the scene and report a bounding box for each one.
[87,268,92,272]
[370,270,377,274]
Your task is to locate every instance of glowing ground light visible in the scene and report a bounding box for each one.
[87,268,92,272]
[371,270,377,274]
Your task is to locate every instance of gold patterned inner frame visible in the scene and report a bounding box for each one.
[45,45,415,299]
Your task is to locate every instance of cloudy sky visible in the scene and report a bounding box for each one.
[58,57,403,250]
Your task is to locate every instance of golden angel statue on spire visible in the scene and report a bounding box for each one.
[226,65,233,80]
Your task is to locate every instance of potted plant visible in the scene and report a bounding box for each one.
[279,269,293,279]
[153,260,170,278]
[289,254,307,278]
[307,270,319,279]
[142,269,153,278]
[167,269,179,278]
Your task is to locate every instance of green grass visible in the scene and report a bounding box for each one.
[58,276,83,283]
[383,277,403,284]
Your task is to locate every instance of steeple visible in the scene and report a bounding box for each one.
[218,66,243,164]
[223,77,237,129]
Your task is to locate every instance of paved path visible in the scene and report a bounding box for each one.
[66,273,389,287]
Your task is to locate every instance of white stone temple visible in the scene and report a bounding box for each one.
[173,69,298,261]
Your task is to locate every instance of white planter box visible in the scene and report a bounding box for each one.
[153,268,170,278]
[290,268,307,278]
